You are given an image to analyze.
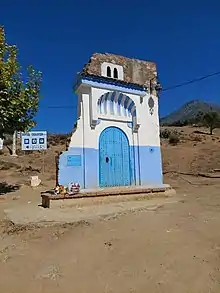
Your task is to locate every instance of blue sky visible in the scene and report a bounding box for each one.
[2,1,220,133]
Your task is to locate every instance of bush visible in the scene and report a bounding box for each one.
[191,135,202,142]
[169,133,180,145]
[160,128,171,139]
[0,160,21,170]
[160,128,180,140]
[48,133,71,146]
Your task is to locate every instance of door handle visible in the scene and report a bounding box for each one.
[105,157,112,166]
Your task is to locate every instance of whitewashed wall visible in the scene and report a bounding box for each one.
[69,84,160,149]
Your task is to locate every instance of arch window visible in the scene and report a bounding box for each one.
[113,68,118,79]
[101,62,124,80]
[107,66,111,77]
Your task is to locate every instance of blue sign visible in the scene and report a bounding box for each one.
[67,155,81,166]
[21,131,47,151]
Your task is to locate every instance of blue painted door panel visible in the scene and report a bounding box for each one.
[99,127,131,187]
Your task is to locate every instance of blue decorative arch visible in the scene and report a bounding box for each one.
[97,91,136,118]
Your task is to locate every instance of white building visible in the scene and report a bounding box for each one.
[58,53,164,189]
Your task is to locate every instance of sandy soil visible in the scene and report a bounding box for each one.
[0,126,220,292]
[0,177,220,292]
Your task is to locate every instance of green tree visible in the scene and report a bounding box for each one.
[203,111,220,135]
[0,26,42,139]
[193,111,204,125]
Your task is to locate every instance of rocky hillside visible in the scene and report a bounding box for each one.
[160,100,220,126]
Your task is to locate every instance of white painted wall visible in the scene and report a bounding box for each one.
[137,93,161,147]
[69,82,161,150]
[101,62,124,80]
[69,93,83,148]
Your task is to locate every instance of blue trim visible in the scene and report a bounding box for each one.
[82,75,145,90]
[58,145,163,188]
[111,91,116,101]
[138,146,163,185]
[132,136,137,185]
[124,96,129,108]
[82,100,86,188]
[127,122,133,128]
[137,132,141,185]
[58,147,99,188]
[128,102,134,112]
[118,93,123,104]
[75,75,147,96]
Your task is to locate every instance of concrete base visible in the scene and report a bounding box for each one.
[40,185,175,208]
[78,184,173,198]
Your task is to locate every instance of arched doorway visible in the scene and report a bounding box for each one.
[99,127,131,187]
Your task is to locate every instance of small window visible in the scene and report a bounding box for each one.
[107,66,111,77]
[113,68,118,79]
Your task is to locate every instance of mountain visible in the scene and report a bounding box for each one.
[160,100,220,126]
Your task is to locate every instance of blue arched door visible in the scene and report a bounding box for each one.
[99,127,131,187]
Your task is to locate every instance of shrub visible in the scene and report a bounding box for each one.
[0,160,20,170]
[160,128,171,139]
[169,133,180,145]
[191,135,202,142]
[48,133,71,146]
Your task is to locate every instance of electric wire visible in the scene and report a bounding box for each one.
[42,70,220,109]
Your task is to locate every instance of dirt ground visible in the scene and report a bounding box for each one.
[1,126,220,292]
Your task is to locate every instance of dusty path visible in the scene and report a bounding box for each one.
[0,179,220,292]
[4,195,177,225]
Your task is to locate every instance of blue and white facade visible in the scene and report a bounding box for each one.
[58,57,163,189]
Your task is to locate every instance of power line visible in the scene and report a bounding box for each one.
[40,70,220,109]
[40,105,77,109]
[44,106,76,109]
[162,70,220,92]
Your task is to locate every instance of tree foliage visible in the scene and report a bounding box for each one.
[0,26,42,139]
[203,111,220,135]
[164,110,220,135]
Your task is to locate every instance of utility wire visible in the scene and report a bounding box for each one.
[162,70,220,92]
[41,70,220,109]
[44,106,77,109]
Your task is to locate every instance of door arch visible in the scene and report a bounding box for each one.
[99,126,131,187]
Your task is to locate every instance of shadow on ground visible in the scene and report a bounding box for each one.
[0,182,20,195]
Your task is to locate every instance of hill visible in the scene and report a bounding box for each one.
[160,100,220,126]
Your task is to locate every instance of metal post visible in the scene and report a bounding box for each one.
[11,131,17,157]
[42,150,45,174]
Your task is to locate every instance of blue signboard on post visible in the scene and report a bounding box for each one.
[21,131,47,151]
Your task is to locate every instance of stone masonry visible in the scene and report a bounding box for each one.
[81,53,158,89]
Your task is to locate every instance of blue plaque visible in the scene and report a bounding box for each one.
[67,155,81,166]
